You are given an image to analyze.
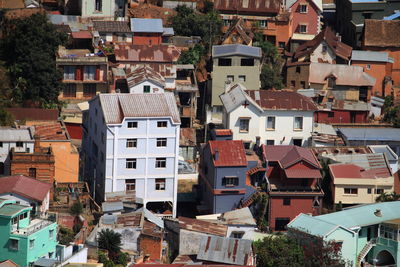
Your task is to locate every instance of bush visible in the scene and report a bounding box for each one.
[70,201,83,216]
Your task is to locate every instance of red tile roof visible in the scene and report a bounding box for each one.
[0,175,51,202]
[178,216,228,236]
[34,122,68,140]
[6,108,58,121]
[71,31,92,39]
[363,20,400,47]
[245,90,317,111]
[208,140,247,167]
[214,129,233,136]
[214,0,281,14]
[329,163,392,179]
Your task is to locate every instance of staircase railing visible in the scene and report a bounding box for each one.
[357,238,376,267]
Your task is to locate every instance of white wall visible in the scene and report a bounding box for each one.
[0,192,49,216]
[310,41,337,64]
[129,81,164,94]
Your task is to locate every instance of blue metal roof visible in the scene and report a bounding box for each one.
[352,50,393,63]
[384,12,400,20]
[212,44,262,58]
[338,127,400,142]
[130,18,164,33]
[351,0,379,3]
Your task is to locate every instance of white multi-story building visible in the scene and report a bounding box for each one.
[220,84,317,147]
[0,127,34,176]
[82,93,181,217]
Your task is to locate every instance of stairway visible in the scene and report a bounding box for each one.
[357,239,376,267]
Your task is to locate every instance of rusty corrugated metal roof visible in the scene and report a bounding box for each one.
[215,0,281,14]
[208,140,247,167]
[114,44,180,63]
[126,65,165,89]
[178,217,228,236]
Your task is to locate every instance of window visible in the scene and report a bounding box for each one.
[29,239,34,249]
[9,239,18,250]
[155,158,167,168]
[126,158,137,169]
[294,117,303,130]
[29,168,36,178]
[12,217,18,224]
[283,198,291,206]
[83,84,96,97]
[19,212,27,220]
[300,81,306,88]
[157,121,167,128]
[375,188,384,195]
[143,85,150,93]
[296,66,301,73]
[299,24,307,33]
[218,58,232,66]
[291,80,296,88]
[156,138,167,147]
[238,75,246,82]
[266,116,275,130]
[16,142,23,148]
[259,20,267,28]
[328,77,336,88]
[126,179,136,191]
[241,58,255,66]
[322,45,328,54]
[239,118,250,133]
[367,188,372,194]
[328,112,334,118]
[299,4,307,13]
[366,64,371,70]
[155,178,166,190]
[127,121,138,128]
[293,139,303,146]
[227,75,234,83]
[266,140,275,145]
[95,0,102,11]
[223,176,239,187]
[363,12,372,19]
[126,139,137,148]
[275,218,290,231]
[84,66,96,80]
[243,142,251,149]
[344,188,358,194]
[0,142,2,147]
[63,66,75,80]
[231,231,244,239]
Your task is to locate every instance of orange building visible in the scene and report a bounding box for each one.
[34,122,79,183]
[130,18,163,46]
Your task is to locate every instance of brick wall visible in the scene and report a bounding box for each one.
[139,234,162,261]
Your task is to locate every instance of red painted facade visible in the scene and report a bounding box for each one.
[65,123,83,140]
[132,33,162,45]
[291,0,320,35]
[315,110,368,124]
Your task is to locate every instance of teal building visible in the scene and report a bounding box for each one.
[0,198,58,267]
[288,201,400,267]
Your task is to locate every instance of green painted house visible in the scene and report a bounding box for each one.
[288,201,400,267]
[0,198,58,267]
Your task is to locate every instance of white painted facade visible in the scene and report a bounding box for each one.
[223,102,315,147]
[83,94,180,217]
[129,80,165,94]
[309,40,337,64]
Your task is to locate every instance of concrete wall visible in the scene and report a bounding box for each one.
[129,81,164,94]
[286,64,310,90]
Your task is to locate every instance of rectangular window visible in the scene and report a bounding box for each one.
[29,239,34,249]
[239,118,250,132]
[127,121,138,128]
[0,142,2,147]
[156,138,167,147]
[12,217,18,224]
[126,179,136,191]
[143,85,150,93]
[375,188,384,194]
[126,139,137,148]
[155,158,166,168]
[299,24,307,33]
[223,176,239,187]
[49,229,54,239]
[367,188,372,194]
[126,158,137,169]
[322,45,328,54]
[238,75,246,82]
[291,80,296,88]
[283,198,291,206]
[294,117,303,130]
[16,142,23,148]
[9,239,18,250]
[299,4,307,13]
[63,66,75,80]
[83,84,97,97]
[231,231,244,239]
[243,142,251,149]
[293,139,303,146]
[275,218,290,231]
[328,112,334,118]
[157,121,167,128]
[266,116,275,130]
[95,0,102,11]
[155,178,166,190]
[84,66,96,80]
[218,58,232,66]
[266,140,275,145]
[29,168,36,178]
[344,188,358,194]
[241,58,255,66]
[279,42,285,49]
[259,20,267,28]
[227,75,234,83]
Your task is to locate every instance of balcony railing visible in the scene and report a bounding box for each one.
[13,219,54,236]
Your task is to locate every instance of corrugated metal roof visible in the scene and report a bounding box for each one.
[369,145,398,162]
[351,50,392,63]
[130,18,164,33]
[102,201,124,213]
[338,127,400,141]
[98,93,181,124]
[208,140,248,167]
[197,207,256,226]
[6,108,58,121]
[93,20,131,33]
[288,213,339,237]
[0,127,33,142]
[163,27,174,36]
[126,65,165,89]
[178,216,228,236]
[212,44,261,58]
[197,236,253,265]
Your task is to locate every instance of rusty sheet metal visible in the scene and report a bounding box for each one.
[178,217,227,236]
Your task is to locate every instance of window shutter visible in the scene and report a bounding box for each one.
[96,66,100,80]
[235,178,239,186]
[75,66,80,81]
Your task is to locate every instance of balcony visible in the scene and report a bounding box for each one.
[13,214,56,236]
[267,183,324,195]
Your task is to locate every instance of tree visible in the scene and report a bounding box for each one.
[178,44,206,65]
[70,201,83,216]
[376,192,400,202]
[0,107,14,126]
[58,226,75,245]
[98,229,123,256]
[1,13,68,106]
[383,96,400,127]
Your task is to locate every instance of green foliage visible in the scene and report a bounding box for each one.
[1,13,68,105]
[114,252,130,266]
[383,96,400,127]
[98,251,116,267]
[98,229,123,255]
[73,223,82,234]
[58,226,75,245]
[260,64,283,90]
[376,192,400,202]
[70,201,83,216]
[201,0,214,13]
[253,192,268,231]
[178,44,206,65]
[0,107,14,126]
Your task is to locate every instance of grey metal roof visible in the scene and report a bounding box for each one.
[212,44,262,58]
[197,236,253,265]
[98,93,181,124]
[93,21,132,33]
[327,153,389,171]
[313,123,337,136]
[0,127,33,142]
[338,127,400,142]
[369,145,398,161]
[220,83,263,113]
[130,18,164,33]
[352,50,394,63]
[101,214,117,225]
[163,27,175,36]
[219,207,256,225]
[102,201,124,213]
[34,258,58,267]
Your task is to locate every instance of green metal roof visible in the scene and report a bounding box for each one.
[0,204,31,218]
[288,213,340,237]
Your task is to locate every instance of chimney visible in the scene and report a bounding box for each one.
[34,135,41,153]
[214,149,219,161]
[374,209,382,217]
